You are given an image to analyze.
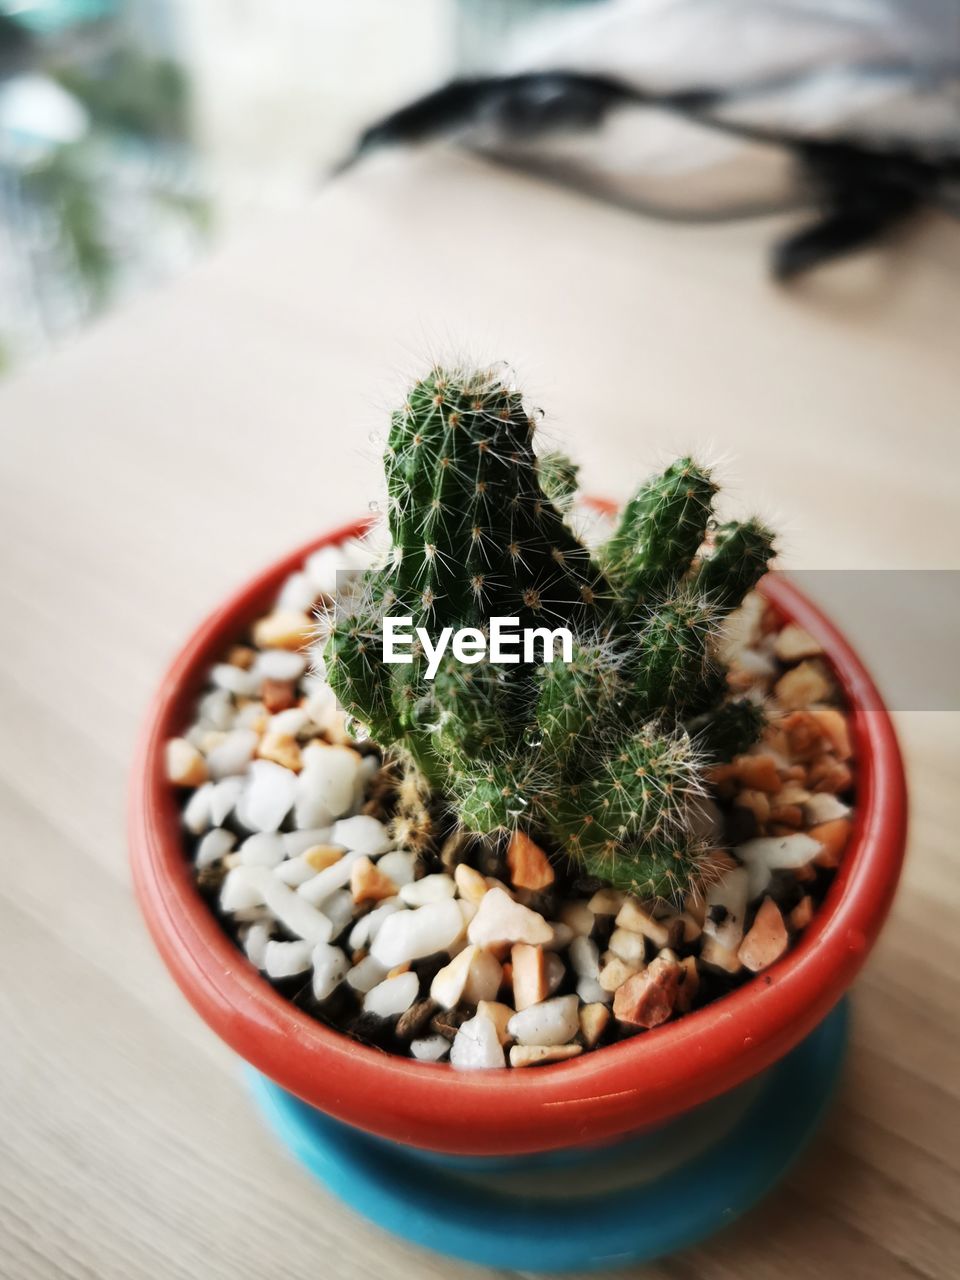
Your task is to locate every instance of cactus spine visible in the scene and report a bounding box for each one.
[323,365,775,901]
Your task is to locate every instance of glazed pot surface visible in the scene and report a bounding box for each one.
[129,517,907,1156]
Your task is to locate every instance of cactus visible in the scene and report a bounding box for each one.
[322,365,775,901]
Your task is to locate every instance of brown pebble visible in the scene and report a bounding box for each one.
[578,1003,610,1049]
[613,953,682,1028]
[810,706,853,760]
[304,845,345,872]
[675,955,700,1013]
[773,624,823,664]
[775,660,834,710]
[253,610,314,651]
[350,856,397,904]
[789,895,815,931]
[257,730,302,772]
[809,817,852,868]
[227,645,256,669]
[806,756,854,794]
[165,738,208,788]
[262,678,298,713]
[396,999,437,1041]
[738,896,789,972]
[507,831,556,891]
[431,1007,470,1040]
[733,754,782,793]
[511,943,548,1010]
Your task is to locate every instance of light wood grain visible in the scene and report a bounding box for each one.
[1,148,957,1280]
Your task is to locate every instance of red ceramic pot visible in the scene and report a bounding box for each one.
[129,517,907,1158]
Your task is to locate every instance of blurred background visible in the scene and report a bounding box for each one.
[0,0,454,369]
[2,0,956,373]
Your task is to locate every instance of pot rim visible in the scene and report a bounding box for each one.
[129,515,907,1156]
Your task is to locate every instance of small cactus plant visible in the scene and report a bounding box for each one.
[320,366,775,902]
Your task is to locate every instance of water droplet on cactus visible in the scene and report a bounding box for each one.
[368,500,380,513]
[344,714,369,744]
[505,797,529,819]
[368,431,383,446]
[524,731,543,749]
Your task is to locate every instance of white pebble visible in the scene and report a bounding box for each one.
[348,899,403,950]
[331,814,393,857]
[737,833,822,872]
[410,1036,450,1063]
[239,833,286,868]
[183,783,214,836]
[371,899,465,967]
[198,688,235,731]
[206,729,259,780]
[221,866,266,912]
[236,700,267,729]
[609,927,646,968]
[225,865,333,945]
[273,854,318,886]
[294,786,334,832]
[211,663,261,697]
[301,679,339,730]
[244,923,271,969]
[297,849,366,906]
[804,793,851,825]
[270,707,311,737]
[346,954,389,994]
[576,976,613,1005]
[312,944,349,1001]
[363,971,419,1017]
[196,827,235,869]
[282,828,334,856]
[238,760,298,833]
[377,850,417,887]
[431,945,502,1009]
[545,922,575,951]
[508,995,580,1047]
[304,545,341,596]
[559,900,595,936]
[321,888,355,936]
[570,936,600,980]
[399,874,456,907]
[545,951,566,995]
[467,887,553,947]
[450,1012,506,1070]
[209,776,244,827]
[254,648,308,682]
[264,939,313,979]
[297,745,360,821]
[703,866,750,951]
[277,571,318,614]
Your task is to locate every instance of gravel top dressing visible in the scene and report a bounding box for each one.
[166,535,855,1071]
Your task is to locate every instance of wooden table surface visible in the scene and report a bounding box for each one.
[1,149,958,1280]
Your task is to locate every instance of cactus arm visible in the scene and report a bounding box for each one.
[627,590,720,716]
[693,697,766,761]
[694,517,776,610]
[601,457,717,608]
[536,450,580,513]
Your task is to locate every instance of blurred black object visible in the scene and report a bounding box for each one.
[349,70,959,279]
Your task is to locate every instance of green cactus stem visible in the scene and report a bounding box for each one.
[321,364,777,903]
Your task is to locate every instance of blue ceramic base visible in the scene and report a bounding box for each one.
[248,999,848,1271]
